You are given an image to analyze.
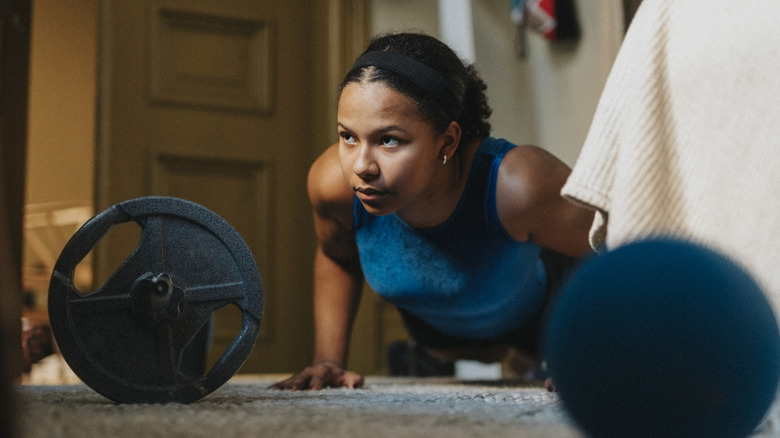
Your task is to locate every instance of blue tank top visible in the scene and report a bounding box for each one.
[353,137,547,339]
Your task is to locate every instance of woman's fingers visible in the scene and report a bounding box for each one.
[340,371,365,389]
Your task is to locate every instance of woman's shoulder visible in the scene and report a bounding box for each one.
[477,138,557,164]
[499,144,571,188]
[494,143,574,240]
[308,143,354,225]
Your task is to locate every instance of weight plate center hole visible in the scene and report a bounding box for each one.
[131,273,185,326]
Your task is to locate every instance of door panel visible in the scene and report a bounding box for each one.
[97,0,317,373]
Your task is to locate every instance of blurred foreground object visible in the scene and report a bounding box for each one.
[545,238,780,438]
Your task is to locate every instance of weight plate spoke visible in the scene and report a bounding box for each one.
[48,197,263,404]
[155,326,179,382]
[185,282,246,304]
[69,293,134,316]
[138,215,167,273]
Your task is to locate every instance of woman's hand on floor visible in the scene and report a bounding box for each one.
[269,361,364,391]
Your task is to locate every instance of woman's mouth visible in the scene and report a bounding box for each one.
[354,186,387,201]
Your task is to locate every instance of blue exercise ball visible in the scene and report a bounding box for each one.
[545,238,780,438]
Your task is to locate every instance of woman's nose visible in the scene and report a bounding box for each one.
[352,144,378,179]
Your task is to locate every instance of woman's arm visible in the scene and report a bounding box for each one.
[496,145,594,258]
[271,144,365,390]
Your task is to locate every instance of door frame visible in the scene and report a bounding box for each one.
[0,0,31,381]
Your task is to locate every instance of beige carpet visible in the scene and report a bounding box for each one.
[16,376,580,438]
[14,376,780,437]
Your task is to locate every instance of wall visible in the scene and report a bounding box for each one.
[516,0,624,165]
[25,0,97,206]
[369,0,625,166]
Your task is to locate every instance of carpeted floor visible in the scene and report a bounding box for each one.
[14,376,780,437]
[16,376,580,438]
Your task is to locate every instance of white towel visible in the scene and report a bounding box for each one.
[561,0,780,308]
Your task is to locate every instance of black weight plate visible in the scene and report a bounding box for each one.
[48,197,263,403]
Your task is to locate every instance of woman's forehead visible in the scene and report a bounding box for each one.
[340,82,413,106]
[338,82,424,125]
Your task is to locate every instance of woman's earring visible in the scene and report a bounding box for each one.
[442,154,448,165]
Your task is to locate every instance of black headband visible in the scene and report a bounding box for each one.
[348,51,459,118]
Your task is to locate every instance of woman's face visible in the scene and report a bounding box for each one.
[337,81,445,218]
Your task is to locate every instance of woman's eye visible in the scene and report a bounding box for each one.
[340,132,356,144]
[380,136,399,147]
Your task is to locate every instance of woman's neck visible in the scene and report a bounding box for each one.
[395,138,481,229]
